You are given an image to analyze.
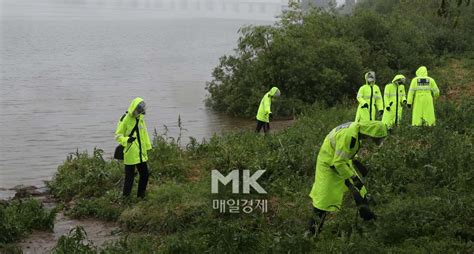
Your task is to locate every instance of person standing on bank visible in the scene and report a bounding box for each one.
[115,97,152,198]
[256,87,281,134]
[382,74,407,128]
[407,66,440,126]
[355,71,384,122]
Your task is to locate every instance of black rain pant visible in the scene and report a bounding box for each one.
[123,162,149,198]
[256,120,270,134]
[308,207,327,235]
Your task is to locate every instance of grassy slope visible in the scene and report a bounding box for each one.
[43,58,474,253]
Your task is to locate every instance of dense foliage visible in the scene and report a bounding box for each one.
[205,0,473,117]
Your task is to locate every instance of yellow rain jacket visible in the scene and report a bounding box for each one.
[382,74,407,128]
[407,66,440,126]
[355,73,383,122]
[115,97,152,165]
[309,121,388,212]
[256,87,280,123]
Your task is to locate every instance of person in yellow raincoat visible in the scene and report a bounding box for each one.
[308,121,388,235]
[382,74,407,128]
[355,71,384,122]
[256,87,281,133]
[115,97,152,198]
[407,66,440,126]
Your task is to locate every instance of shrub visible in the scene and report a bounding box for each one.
[0,199,56,246]
[147,128,190,182]
[52,226,97,254]
[47,148,122,201]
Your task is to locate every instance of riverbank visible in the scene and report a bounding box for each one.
[4,104,471,252]
[2,59,473,253]
[0,119,295,253]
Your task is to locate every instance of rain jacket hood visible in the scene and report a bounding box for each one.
[127,97,144,118]
[358,121,388,138]
[416,66,428,77]
[364,72,375,85]
[269,87,280,97]
[392,74,406,84]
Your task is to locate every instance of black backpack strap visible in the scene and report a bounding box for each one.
[128,117,139,138]
[120,111,128,122]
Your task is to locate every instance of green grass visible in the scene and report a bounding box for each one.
[52,226,97,254]
[44,93,473,253]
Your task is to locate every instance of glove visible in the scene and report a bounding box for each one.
[407,104,411,109]
[366,194,377,206]
[127,137,136,143]
[269,112,273,120]
[345,177,366,205]
[402,100,407,105]
[385,107,390,111]
[361,103,368,109]
[359,205,376,221]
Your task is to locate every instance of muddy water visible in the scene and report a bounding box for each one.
[0,0,289,193]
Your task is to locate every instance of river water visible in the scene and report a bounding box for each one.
[0,0,283,193]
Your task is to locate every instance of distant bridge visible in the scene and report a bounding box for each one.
[83,0,290,19]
